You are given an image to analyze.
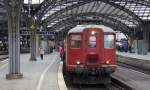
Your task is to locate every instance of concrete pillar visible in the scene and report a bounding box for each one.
[149,31,150,52]
[141,22,149,55]
[147,24,150,52]
[4,0,23,79]
[36,34,40,57]
[30,29,37,61]
[137,40,143,54]
[30,33,39,60]
[142,29,148,55]
[132,40,137,53]
[46,36,49,53]
[136,24,149,55]
[55,32,59,48]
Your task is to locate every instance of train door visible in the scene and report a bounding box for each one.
[84,28,103,67]
[104,33,116,65]
[67,34,84,67]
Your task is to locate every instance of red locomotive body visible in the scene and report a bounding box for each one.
[65,25,116,84]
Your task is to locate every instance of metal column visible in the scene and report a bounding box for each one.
[142,26,148,55]
[36,34,40,57]
[30,19,37,61]
[4,0,23,79]
[137,24,148,55]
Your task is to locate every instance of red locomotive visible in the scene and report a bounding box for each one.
[64,25,116,84]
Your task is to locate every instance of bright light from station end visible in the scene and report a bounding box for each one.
[34,16,37,20]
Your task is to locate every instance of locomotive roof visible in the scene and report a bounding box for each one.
[68,25,115,34]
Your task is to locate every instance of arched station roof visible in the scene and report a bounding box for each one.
[0,0,150,35]
[34,0,150,34]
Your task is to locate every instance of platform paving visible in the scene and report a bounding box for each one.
[0,55,8,61]
[115,51,150,90]
[0,52,60,90]
[112,66,150,90]
[116,51,150,61]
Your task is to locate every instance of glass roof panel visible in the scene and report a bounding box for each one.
[42,2,76,21]
[114,1,150,20]
[41,0,150,29]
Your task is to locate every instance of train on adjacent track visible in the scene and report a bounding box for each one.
[63,25,116,84]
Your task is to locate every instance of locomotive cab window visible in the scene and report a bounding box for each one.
[104,35,114,48]
[70,35,81,48]
[89,36,96,48]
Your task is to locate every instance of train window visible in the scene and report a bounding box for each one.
[104,35,114,48]
[89,36,96,48]
[70,35,81,48]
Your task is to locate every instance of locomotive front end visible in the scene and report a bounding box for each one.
[66,25,116,84]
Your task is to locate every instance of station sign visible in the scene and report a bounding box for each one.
[20,31,54,36]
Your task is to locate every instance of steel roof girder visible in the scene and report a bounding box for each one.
[44,0,88,23]
[51,20,127,33]
[45,12,138,26]
[47,14,131,32]
[100,0,143,23]
[112,0,150,7]
[49,18,76,30]
[45,12,138,28]
[38,0,80,19]
[43,0,142,25]
[37,0,57,18]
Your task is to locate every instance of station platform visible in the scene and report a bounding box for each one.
[0,52,67,90]
[116,51,150,75]
[114,51,150,90]
[0,55,8,60]
[116,51,150,60]
[112,66,150,90]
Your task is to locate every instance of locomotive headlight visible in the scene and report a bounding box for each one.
[77,61,80,65]
[91,31,95,35]
[106,60,110,64]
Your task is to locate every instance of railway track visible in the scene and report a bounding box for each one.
[64,74,131,90]
[67,83,108,90]
[63,55,150,90]
[117,56,150,75]
[67,81,128,90]
[63,66,134,90]
[117,61,150,75]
